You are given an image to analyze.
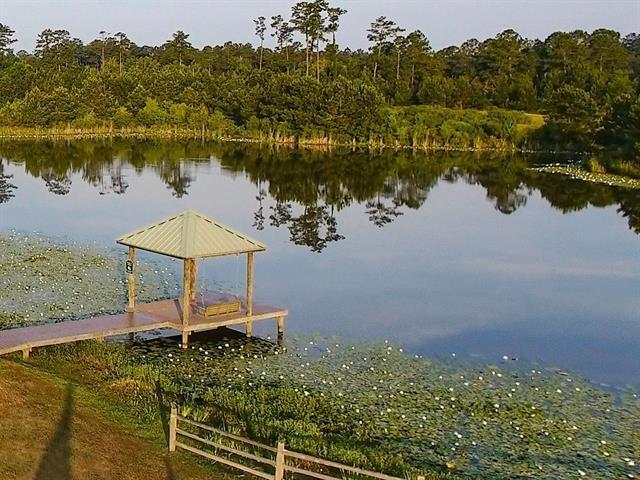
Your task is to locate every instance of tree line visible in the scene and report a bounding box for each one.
[0,1,638,154]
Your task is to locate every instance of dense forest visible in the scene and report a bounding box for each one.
[0,1,638,154]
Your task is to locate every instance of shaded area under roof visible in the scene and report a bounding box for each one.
[116,209,266,259]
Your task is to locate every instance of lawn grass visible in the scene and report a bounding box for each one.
[0,359,226,480]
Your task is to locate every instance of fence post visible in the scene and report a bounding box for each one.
[169,406,177,452]
[274,441,285,480]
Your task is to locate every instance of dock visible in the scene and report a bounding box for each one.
[0,294,287,359]
[1,209,289,359]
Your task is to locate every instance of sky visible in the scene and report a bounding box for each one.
[2,0,638,53]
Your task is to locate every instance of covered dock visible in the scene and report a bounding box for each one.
[0,209,287,359]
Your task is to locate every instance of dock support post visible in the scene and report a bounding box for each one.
[22,347,31,360]
[127,247,136,312]
[189,259,197,301]
[277,315,285,336]
[245,252,254,337]
[182,258,192,349]
[169,406,177,452]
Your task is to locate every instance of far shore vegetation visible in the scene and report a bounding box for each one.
[0,107,547,153]
[0,1,638,157]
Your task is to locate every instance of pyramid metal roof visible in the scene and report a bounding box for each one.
[116,209,266,259]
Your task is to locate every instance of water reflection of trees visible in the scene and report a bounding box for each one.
[0,140,638,250]
[270,202,344,252]
[0,160,16,204]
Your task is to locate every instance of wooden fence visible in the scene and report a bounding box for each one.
[169,407,423,480]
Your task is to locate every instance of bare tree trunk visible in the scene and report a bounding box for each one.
[373,45,382,81]
[277,40,282,71]
[396,50,401,80]
[305,35,310,77]
[119,51,123,76]
[316,40,320,80]
[285,45,290,74]
[259,40,263,70]
[331,33,337,79]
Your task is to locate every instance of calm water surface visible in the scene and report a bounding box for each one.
[0,140,638,388]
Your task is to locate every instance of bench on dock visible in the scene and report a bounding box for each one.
[194,293,242,318]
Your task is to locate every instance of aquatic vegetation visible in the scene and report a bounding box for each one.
[3,233,639,478]
[31,336,640,480]
[0,232,175,329]
[531,165,640,189]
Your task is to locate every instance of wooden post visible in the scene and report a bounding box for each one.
[277,316,285,336]
[275,441,285,480]
[245,252,254,337]
[169,406,177,452]
[127,247,136,312]
[182,259,191,349]
[189,259,197,301]
[22,347,31,360]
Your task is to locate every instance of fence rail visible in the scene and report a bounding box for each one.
[169,407,423,480]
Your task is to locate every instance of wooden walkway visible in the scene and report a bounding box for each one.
[0,294,287,359]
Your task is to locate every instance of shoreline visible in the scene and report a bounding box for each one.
[0,126,582,155]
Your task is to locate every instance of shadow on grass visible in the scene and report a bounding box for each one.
[155,381,178,480]
[34,383,74,480]
[164,456,178,480]
[155,380,170,446]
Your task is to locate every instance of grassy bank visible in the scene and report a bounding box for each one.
[0,359,223,480]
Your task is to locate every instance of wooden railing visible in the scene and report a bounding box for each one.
[169,407,423,480]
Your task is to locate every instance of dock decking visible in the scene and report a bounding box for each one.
[0,294,287,359]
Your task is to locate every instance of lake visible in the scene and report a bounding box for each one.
[0,139,638,388]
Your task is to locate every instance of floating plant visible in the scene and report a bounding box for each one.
[531,165,640,189]
[0,232,176,329]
